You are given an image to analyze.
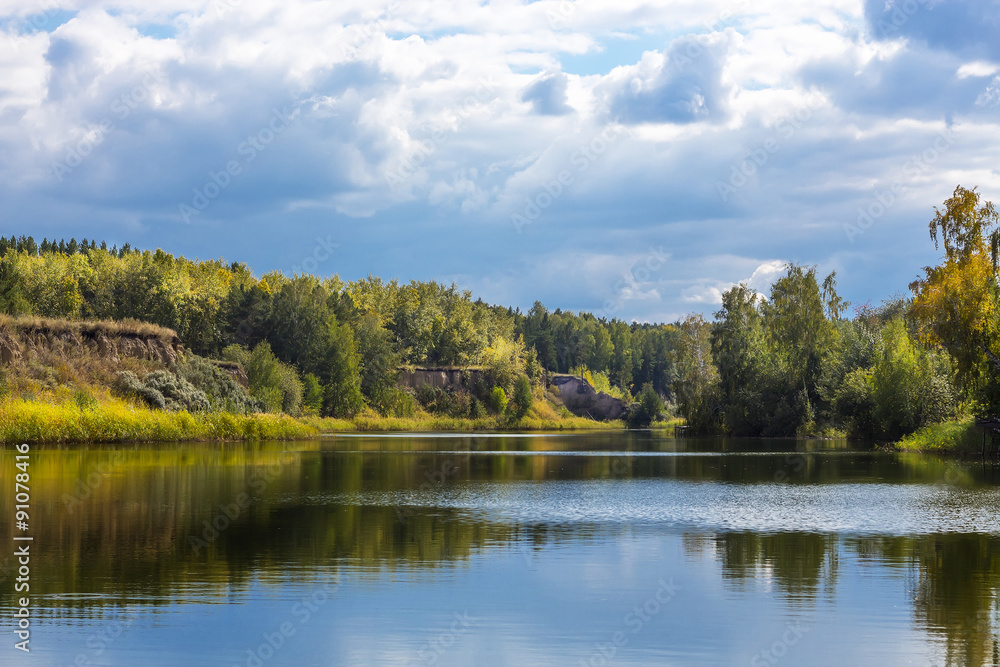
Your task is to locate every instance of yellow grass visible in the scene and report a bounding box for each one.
[302,398,623,433]
[0,314,177,341]
[0,392,315,444]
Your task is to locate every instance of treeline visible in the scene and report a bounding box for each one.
[0,235,135,258]
[668,185,999,439]
[0,240,664,422]
[1,185,995,437]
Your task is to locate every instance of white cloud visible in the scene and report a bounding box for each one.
[0,0,998,321]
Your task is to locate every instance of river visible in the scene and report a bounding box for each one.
[1,432,999,666]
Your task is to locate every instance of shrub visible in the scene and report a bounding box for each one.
[113,370,166,410]
[222,342,304,415]
[489,386,508,415]
[381,387,417,417]
[481,336,527,393]
[177,354,262,414]
[626,383,662,428]
[142,370,211,412]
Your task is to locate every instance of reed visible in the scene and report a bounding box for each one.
[896,417,980,453]
[0,393,315,444]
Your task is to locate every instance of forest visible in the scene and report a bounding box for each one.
[0,185,997,441]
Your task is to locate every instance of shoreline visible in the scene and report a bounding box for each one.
[0,394,634,445]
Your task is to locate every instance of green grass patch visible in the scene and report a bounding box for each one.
[303,413,621,433]
[0,394,315,444]
[0,392,621,444]
[896,417,981,453]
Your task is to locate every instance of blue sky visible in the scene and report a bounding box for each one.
[2,0,999,322]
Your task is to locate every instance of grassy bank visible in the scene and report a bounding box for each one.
[303,413,620,434]
[0,390,623,444]
[896,417,981,453]
[0,391,316,444]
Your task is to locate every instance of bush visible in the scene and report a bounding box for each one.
[142,370,211,412]
[489,386,508,415]
[178,354,262,414]
[223,342,304,416]
[626,383,662,428]
[381,387,417,417]
[834,368,875,438]
[113,370,211,412]
[481,336,527,394]
[114,370,166,409]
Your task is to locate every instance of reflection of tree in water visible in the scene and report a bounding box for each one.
[907,536,1000,667]
[689,530,1000,663]
[682,531,838,604]
[847,534,1000,666]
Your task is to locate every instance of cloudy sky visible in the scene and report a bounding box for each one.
[2,0,999,322]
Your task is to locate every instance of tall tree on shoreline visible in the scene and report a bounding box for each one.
[910,185,1000,412]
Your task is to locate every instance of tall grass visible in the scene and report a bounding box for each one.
[0,393,315,444]
[0,389,619,444]
[0,314,177,341]
[301,399,623,433]
[896,417,981,453]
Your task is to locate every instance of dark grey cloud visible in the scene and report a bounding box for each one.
[521,72,572,115]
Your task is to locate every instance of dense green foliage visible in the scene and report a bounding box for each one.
[1,184,996,441]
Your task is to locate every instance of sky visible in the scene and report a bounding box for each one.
[1,0,999,323]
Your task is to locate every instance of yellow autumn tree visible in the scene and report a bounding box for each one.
[910,185,1000,411]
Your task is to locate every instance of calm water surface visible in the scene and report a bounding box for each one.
[2,433,1000,666]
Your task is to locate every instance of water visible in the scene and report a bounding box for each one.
[2,432,1000,666]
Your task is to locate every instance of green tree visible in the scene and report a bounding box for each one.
[670,315,719,432]
[322,320,365,418]
[627,383,663,428]
[489,386,508,415]
[712,283,770,435]
[910,186,1000,413]
[354,312,402,413]
[508,375,533,422]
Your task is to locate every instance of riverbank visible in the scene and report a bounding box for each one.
[895,417,982,454]
[0,390,627,444]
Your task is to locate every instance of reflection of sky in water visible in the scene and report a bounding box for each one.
[0,437,997,667]
[341,478,1000,536]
